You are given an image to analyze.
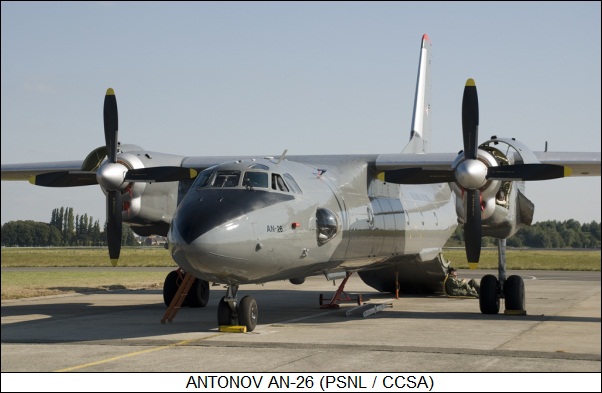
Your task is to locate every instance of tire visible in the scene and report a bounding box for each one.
[217,297,234,326]
[187,279,210,308]
[504,275,525,311]
[163,270,179,307]
[238,296,258,332]
[479,274,500,314]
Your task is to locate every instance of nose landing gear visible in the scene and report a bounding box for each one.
[217,285,258,332]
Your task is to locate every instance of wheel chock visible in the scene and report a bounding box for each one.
[219,325,248,333]
[504,309,527,316]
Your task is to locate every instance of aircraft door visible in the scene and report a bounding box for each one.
[344,203,375,259]
[377,198,398,255]
[370,199,386,257]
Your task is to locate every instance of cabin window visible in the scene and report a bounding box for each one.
[316,208,339,245]
[243,172,268,189]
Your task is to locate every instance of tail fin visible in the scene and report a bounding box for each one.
[402,34,432,154]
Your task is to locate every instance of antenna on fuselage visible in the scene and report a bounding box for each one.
[276,149,288,164]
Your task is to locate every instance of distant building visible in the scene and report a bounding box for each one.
[144,235,167,246]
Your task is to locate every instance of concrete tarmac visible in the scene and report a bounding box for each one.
[1,269,600,374]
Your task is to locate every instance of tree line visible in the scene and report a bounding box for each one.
[1,207,600,248]
[445,219,601,248]
[1,207,138,247]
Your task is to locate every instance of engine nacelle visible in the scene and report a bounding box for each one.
[451,137,537,240]
[99,149,188,237]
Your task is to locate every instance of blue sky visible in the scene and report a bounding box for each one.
[1,1,600,225]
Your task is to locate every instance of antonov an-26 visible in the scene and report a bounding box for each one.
[2,34,600,332]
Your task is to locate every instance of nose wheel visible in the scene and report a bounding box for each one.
[217,285,258,332]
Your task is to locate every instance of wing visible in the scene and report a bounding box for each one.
[1,161,84,181]
[534,152,601,176]
[374,152,601,176]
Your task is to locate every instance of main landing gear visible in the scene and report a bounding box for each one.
[218,285,258,332]
[163,268,210,308]
[479,239,526,315]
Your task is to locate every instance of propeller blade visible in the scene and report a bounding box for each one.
[488,164,572,181]
[124,167,198,183]
[30,171,98,187]
[461,79,479,160]
[379,168,455,184]
[103,88,122,266]
[464,189,482,266]
[103,88,118,164]
[106,190,122,266]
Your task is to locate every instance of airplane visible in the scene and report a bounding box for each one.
[1,34,600,332]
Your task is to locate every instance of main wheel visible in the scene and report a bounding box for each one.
[238,296,258,332]
[163,270,180,307]
[504,275,525,311]
[479,274,500,314]
[187,279,210,308]
[217,297,235,326]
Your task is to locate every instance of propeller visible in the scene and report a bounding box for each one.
[29,88,197,266]
[380,79,572,267]
[100,89,197,265]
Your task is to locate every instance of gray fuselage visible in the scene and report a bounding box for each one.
[168,156,457,285]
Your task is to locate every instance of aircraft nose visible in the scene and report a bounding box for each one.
[168,190,258,282]
[168,188,297,283]
[171,190,251,245]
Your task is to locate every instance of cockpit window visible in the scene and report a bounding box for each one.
[283,173,302,194]
[192,170,214,189]
[272,174,289,192]
[211,170,241,187]
[243,172,268,188]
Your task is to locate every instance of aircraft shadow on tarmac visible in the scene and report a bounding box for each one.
[2,287,600,343]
